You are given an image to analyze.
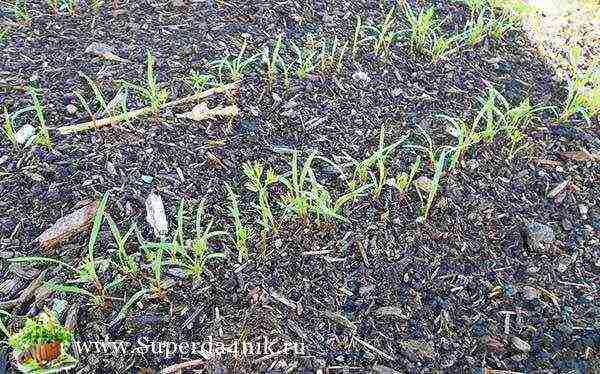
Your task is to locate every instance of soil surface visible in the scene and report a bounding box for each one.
[1,0,599,373]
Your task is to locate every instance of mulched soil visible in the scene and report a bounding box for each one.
[1,0,600,373]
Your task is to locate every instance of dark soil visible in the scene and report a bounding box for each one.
[1,0,600,373]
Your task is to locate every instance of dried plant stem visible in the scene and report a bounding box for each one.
[57,82,239,134]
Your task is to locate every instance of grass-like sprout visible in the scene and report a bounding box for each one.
[243,162,278,232]
[3,106,34,146]
[459,0,489,16]
[371,126,406,198]
[171,199,227,280]
[366,8,398,60]
[438,114,481,169]
[561,48,600,123]
[225,184,253,262]
[13,0,31,24]
[318,37,349,75]
[28,87,52,149]
[91,0,104,13]
[391,157,421,194]
[290,42,319,79]
[474,86,505,142]
[136,227,168,294]
[279,151,317,219]
[404,125,448,167]
[504,127,527,160]
[351,16,364,61]
[213,41,258,82]
[120,51,168,115]
[47,0,59,14]
[262,35,284,88]
[86,191,110,293]
[311,181,372,223]
[61,0,78,15]
[189,71,216,93]
[488,13,514,39]
[403,5,438,54]
[464,12,487,46]
[105,214,138,275]
[421,148,450,221]
[429,33,460,63]
[2,107,16,146]
[76,71,109,123]
[0,28,9,44]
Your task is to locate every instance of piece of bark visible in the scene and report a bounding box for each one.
[33,201,99,252]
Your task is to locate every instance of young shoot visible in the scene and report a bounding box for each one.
[243,162,278,232]
[225,184,253,262]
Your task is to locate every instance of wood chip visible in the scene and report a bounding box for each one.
[548,179,570,198]
[145,192,168,238]
[375,306,410,319]
[33,201,98,252]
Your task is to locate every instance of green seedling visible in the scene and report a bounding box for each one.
[105,214,138,275]
[372,126,406,198]
[366,8,399,60]
[403,5,438,54]
[290,42,319,79]
[318,37,349,75]
[391,157,421,194]
[13,0,31,24]
[91,0,104,13]
[86,191,110,293]
[352,16,364,60]
[488,13,514,39]
[310,181,372,223]
[136,229,169,294]
[464,12,487,46]
[243,161,278,232]
[76,71,109,123]
[458,0,489,16]
[279,151,318,219]
[561,48,600,122]
[120,51,168,114]
[0,28,9,44]
[474,86,505,142]
[438,114,481,169]
[429,33,460,63]
[2,107,16,146]
[60,0,78,15]
[225,184,253,262]
[421,148,450,221]
[187,200,226,279]
[404,125,448,167]
[262,35,284,87]
[505,126,527,160]
[213,41,258,82]
[28,87,52,149]
[189,71,216,93]
[0,309,11,339]
[47,0,60,14]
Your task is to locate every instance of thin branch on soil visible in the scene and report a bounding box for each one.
[159,359,205,374]
[56,82,239,134]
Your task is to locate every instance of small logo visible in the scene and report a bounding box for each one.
[8,311,78,373]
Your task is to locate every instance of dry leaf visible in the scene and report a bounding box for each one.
[414,176,433,193]
[145,192,168,238]
[560,150,600,162]
[548,179,570,198]
[33,201,99,252]
[85,42,129,63]
[176,102,239,122]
